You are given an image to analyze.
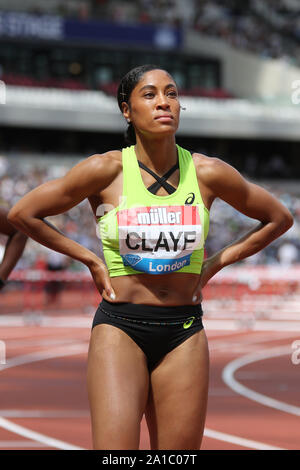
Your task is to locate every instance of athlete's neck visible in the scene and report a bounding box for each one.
[134,136,177,175]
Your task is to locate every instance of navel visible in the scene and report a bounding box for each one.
[157,288,170,299]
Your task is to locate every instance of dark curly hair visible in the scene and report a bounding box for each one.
[117,64,167,145]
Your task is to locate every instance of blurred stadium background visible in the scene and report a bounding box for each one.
[0,0,299,319]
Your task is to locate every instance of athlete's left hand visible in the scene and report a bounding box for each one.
[192,255,222,304]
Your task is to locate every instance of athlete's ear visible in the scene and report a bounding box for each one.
[121,102,131,123]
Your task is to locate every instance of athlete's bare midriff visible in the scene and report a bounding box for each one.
[109,271,202,305]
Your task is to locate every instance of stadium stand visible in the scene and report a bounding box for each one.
[0,0,299,63]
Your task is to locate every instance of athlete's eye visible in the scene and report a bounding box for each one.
[144,92,155,98]
[167,91,178,98]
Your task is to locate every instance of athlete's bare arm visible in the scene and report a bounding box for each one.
[192,155,293,299]
[8,152,122,299]
[0,206,28,286]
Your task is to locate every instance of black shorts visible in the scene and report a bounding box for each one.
[92,299,204,371]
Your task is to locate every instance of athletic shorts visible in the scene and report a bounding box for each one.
[92,299,204,371]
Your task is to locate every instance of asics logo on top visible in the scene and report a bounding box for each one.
[185,192,195,205]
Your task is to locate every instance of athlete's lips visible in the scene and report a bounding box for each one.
[155,114,174,121]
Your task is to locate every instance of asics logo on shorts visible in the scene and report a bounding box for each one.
[183,317,195,329]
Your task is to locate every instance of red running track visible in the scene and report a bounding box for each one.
[0,311,299,450]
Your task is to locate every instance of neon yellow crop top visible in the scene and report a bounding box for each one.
[98,144,209,277]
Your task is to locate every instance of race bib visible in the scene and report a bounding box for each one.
[117,205,203,274]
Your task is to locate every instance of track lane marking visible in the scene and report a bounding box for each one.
[0,410,89,418]
[1,324,298,449]
[203,428,285,450]
[0,343,88,450]
[1,338,287,451]
[222,345,300,416]
[0,417,84,450]
[0,440,48,448]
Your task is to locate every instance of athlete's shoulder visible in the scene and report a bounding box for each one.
[191,152,245,196]
[192,152,249,201]
[61,150,123,196]
[86,150,122,171]
[191,152,227,180]
[74,150,122,181]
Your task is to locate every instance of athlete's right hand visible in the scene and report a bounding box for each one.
[88,260,116,302]
[192,254,222,304]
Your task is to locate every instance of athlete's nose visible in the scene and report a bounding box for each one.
[156,92,170,110]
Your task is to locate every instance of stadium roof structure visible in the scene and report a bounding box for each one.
[1,86,300,141]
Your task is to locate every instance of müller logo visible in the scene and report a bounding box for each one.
[0,80,6,105]
[137,208,181,225]
[119,205,200,227]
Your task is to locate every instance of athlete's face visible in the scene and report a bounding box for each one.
[122,69,180,139]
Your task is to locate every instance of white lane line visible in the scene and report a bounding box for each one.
[222,345,300,416]
[0,316,91,328]
[5,338,83,349]
[0,417,84,450]
[209,331,299,353]
[0,440,48,448]
[0,343,88,450]
[203,428,285,450]
[206,330,240,337]
[204,319,300,332]
[0,410,89,418]
[0,343,88,371]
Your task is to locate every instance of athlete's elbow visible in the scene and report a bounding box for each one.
[275,209,294,235]
[7,205,28,230]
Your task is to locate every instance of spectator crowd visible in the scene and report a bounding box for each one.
[1,0,300,63]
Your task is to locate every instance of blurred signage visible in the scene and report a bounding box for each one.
[65,19,181,49]
[0,12,182,49]
[0,12,63,40]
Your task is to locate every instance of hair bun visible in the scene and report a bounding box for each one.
[125,122,136,145]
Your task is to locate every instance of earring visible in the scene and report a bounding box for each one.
[127,119,131,123]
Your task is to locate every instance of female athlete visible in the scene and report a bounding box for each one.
[8,65,293,449]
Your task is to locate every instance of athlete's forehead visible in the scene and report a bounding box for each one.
[135,69,177,92]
